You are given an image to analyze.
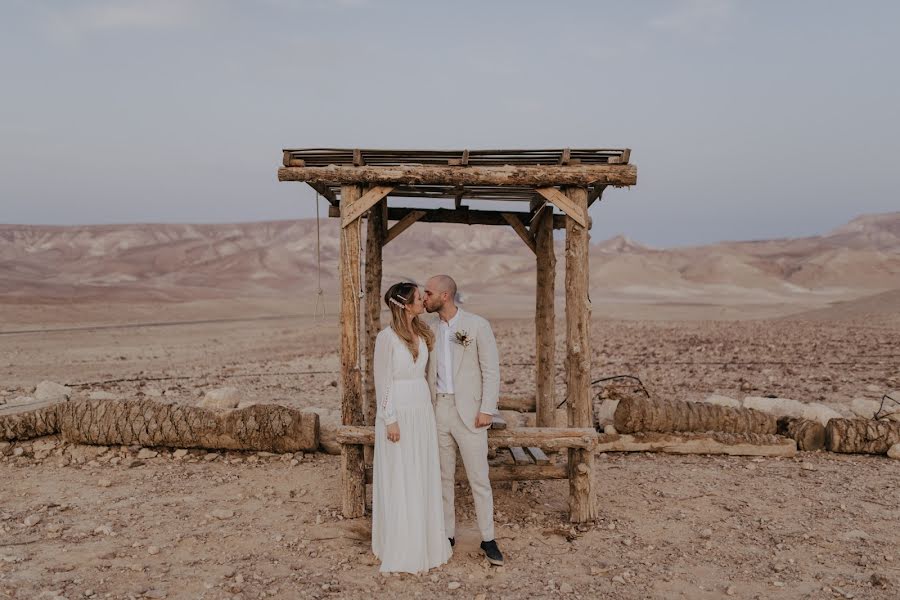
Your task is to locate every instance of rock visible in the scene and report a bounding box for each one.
[203,453,220,462]
[841,529,869,541]
[98,478,112,488]
[88,390,118,400]
[308,407,341,455]
[147,545,160,555]
[726,585,736,596]
[887,444,900,460]
[12,447,25,457]
[94,524,114,536]
[23,514,42,527]
[851,397,900,422]
[559,582,574,594]
[447,581,461,590]
[31,438,58,453]
[701,394,741,409]
[137,449,159,460]
[34,381,71,403]
[699,528,713,539]
[210,509,234,520]
[612,575,626,585]
[801,462,818,471]
[143,387,163,398]
[603,424,618,435]
[594,399,620,427]
[173,449,189,459]
[743,396,842,426]
[144,589,167,599]
[198,387,240,410]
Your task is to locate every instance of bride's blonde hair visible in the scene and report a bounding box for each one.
[385,282,434,361]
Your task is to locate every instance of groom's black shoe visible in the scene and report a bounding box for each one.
[448,537,455,548]
[480,540,504,566]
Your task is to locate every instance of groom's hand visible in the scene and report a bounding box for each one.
[386,422,400,443]
[474,412,493,429]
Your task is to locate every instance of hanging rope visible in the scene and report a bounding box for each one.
[312,192,327,323]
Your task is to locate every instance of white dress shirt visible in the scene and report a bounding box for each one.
[435,309,460,394]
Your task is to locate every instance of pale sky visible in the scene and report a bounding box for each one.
[1,1,898,247]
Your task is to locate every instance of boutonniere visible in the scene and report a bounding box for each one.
[453,330,472,347]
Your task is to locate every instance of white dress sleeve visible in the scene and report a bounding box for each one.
[374,329,397,425]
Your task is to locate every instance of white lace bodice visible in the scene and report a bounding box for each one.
[373,327,428,424]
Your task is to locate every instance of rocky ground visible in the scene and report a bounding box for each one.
[2,301,899,599]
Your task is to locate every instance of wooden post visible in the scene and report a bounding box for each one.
[363,196,387,465]
[534,207,556,427]
[340,184,366,518]
[563,185,596,523]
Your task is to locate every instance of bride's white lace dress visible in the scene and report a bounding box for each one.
[371,327,452,573]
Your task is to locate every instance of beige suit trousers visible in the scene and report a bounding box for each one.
[435,393,494,542]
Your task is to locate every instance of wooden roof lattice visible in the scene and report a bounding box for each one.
[278,147,637,230]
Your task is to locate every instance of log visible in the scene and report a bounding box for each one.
[596,432,796,457]
[279,163,638,187]
[363,197,387,428]
[339,184,366,518]
[498,396,537,412]
[564,185,596,523]
[1,399,63,442]
[613,396,778,435]
[534,205,556,427]
[365,463,568,484]
[826,418,900,454]
[777,417,826,451]
[337,425,598,450]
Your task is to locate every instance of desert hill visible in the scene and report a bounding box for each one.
[1,212,898,312]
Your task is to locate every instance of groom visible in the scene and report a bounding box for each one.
[423,275,504,566]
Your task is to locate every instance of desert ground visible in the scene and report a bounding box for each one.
[2,293,899,600]
[2,214,900,599]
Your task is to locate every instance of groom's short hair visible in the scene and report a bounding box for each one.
[431,274,457,300]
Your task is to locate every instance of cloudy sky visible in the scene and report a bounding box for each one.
[1,0,898,247]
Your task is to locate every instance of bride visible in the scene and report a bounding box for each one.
[371,282,452,573]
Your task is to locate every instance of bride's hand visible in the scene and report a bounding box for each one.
[386,422,400,443]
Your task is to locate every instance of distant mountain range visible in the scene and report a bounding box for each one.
[1,212,898,305]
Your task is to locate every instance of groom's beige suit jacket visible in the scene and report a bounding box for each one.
[426,309,500,433]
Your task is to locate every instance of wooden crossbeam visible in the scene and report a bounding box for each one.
[588,184,607,206]
[509,446,534,465]
[337,425,598,450]
[535,187,589,228]
[385,210,426,244]
[526,447,550,465]
[501,213,536,254]
[308,183,338,205]
[340,185,393,228]
[608,148,631,164]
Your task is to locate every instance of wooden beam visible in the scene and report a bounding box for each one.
[385,210,426,244]
[559,148,571,165]
[534,207,556,427]
[588,184,607,206]
[329,205,568,229]
[308,182,338,205]
[509,446,533,465]
[364,463,568,484]
[535,187,589,228]
[340,185,393,228]
[337,425,598,450]
[352,148,364,166]
[339,184,365,519]
[279,163,638,188]
[501,213,536,254]
[564,185,596,523]
[526,447,550,465]
[596,433,797,457]
[364,198,387,431]
[608,148,631,164]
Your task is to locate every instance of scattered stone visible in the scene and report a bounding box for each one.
[144,589,167,599]
[700,528,713,539]
[137,449,159,460]
[126,458,145,468]
[24,514,42,527]
[612,575,626,585]
[34,381,71,402]
[94,524,114,536]
[447,581,461,590]
[726,585,736,596]
[210,509,234,520]
[13,447,25,457]
[98,478,112,488]
[204,453,220,462]
[559,582,574,594]
[198,387,240,410]
[801,462,818,471]
[147,545,160,555]
[887,444,900,460]
[143,387,163,398]
[173,449,189,459]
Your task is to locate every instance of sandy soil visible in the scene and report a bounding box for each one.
[2,299,899,599]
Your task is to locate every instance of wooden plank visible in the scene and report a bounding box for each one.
[525,446,550,465]
[329,206,568,229]
[340,185,393,228]
[279,163,638,188]
[559,148,571,165]
[501,213,536,254]
[608,148,631,164]
[337,425,598,450]
[353,148,364,166]
[385,209,426,244]
[595,433,797,457]
[534,205,556,427]
[563,185,596,523]
[490,414,508,430]
[509,446,533,465]
[535,187,588,228]
[365,463,568,484]
[339,184,365,518]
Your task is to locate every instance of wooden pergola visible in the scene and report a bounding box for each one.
[278,148,637,522]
